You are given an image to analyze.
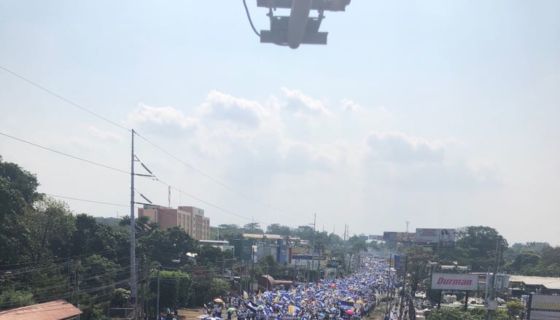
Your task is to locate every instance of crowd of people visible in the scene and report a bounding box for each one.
[202,257,396,320]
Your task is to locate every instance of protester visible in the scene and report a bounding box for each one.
[200,256,395,320]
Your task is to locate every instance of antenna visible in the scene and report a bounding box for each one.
[168,185,171,208]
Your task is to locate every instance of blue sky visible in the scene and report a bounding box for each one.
[1,0,559,244]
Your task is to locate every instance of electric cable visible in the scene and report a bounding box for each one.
[243,0,261,37]
[0,131,129,175]
[0,65,129,132]
[45,193,129,208]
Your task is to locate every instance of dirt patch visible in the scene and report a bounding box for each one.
[178,308,207,320]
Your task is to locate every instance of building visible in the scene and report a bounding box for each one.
[179,206,210,241]
[138,205,210,240]
[383,231,415,244]
[509,275,560,296]
[0,300,81,320]
[199,240,234,252]
[415,228,456,245]
[233,233,301,264]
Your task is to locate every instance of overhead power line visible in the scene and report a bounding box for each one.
[0,131,129,175]
[131,151,261,223]
[0,65,129,132]
[134,133,241,193]
[45,193,129,208]
[134,132,280,215]
[1,65,296,223]
[1,63,276,215]
[153,177,264,224]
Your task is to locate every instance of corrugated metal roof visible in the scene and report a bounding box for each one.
[0,300,82,320]
[243,233,300,240]
[509,275,560,290]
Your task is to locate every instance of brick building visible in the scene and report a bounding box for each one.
[138,205,210,240]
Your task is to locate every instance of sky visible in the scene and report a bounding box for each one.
[0,0,559,245]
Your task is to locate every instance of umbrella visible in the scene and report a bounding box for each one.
[227,307,236,312]
[345,309,354,315]
[214,298,224,304]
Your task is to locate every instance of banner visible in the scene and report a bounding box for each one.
[431,273,479,291]
[415,228,456,244]
[530,295,560,320]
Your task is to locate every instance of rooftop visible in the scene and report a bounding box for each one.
[509,275,560,290]
[0,300,81,320]
[243,233,301,241]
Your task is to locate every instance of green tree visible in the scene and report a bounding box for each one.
[266,223,291,236]
[154,270,191,310]
[444,226,508,272]
[189,273,214,306]
[26,199,75,263]
[293,225,315,241]
[197,246,226,269]
[506,300,524,319]
[508,252,541,274]
[243,222,263,234]
[208,278,230,300]
[406,246,435,294]
[72,214,128,261]
[111,288,130,308]
[0,289,34,309]
[76,255,121,320]
[348,235,368,253]
[139,227,196,268]
[216,224,243,242]
[0,157,40,265]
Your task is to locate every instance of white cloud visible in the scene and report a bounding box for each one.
[363,131,501,190]
[340,99,361,112]
[278,141,336,174]
[86,125,123,142]
[123,93,500,194]
[127,104,198,130]
[199,90,268,128]
[281,87,331,117]
[366,131,445,164]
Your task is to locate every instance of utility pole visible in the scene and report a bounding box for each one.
[75,263,80,320]
[156,269,160,320]
[168,185,171,208]
[398,255,408,320]
[485,238,502,320]
[130,129,137,317]
[310,213,316,282]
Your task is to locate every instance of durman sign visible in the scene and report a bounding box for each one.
[431,273,479,291]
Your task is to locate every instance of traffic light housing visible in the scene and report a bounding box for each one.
[256,0,351,49]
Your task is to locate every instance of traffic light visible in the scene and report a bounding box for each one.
[256,0,351,49]
[257,0,351,12]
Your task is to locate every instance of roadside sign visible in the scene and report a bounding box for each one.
[431,273,479,291]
